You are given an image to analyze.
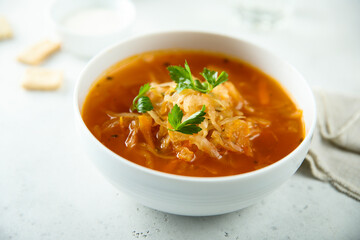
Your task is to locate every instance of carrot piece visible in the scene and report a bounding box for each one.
[119,116,124,128]
[258,80,270,105]
[138,115,155,149]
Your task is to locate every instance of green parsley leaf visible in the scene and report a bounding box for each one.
[213,71,229,88]
[132,83,150,106]
[167,61,228,93]
[200,68,217,86]
[177,105,206,127]
[136,96,153,113]
[175,125,202,135]
[200,67,229,90]
[168,104,183,128]
[168,104,206,135]
[167,61,208,93]
[132,83,153,113]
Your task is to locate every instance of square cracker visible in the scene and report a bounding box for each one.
[22,68,63,91]
[0,16,12,39]
[17,40,61,65]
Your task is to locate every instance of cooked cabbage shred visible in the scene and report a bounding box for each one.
[114,79,268,162]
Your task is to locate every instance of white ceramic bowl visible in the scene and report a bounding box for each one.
[74,31,316,216]
[50,0,136,58]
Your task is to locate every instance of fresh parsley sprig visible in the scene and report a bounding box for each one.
[200,68,228,91]
[168,104,206,135]
[131,83,154,113]
[167,61,228,93]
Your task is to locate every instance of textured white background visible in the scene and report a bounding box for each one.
[0,0,359,239]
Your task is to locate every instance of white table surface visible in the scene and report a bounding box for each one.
[1,0,359,239]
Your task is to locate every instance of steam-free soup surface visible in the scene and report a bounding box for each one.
[82,50,304,177]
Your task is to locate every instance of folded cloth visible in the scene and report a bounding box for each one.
[305,90,360,201]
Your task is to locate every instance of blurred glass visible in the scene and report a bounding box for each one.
[234,0,294,30]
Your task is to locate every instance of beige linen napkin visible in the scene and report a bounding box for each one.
[305,90,360,201]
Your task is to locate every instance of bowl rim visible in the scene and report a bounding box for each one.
[74,30,317,183]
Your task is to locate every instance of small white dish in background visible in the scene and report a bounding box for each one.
[50,0,136,58]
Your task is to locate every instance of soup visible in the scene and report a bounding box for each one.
[82,50,304,177]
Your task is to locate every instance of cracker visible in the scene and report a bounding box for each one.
[0,16,12,39]
[22,68,63,91]
[17,40,61,65]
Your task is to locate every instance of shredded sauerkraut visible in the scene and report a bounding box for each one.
[115,81,269,161]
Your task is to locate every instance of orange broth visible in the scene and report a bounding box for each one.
[82,50,304,177]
